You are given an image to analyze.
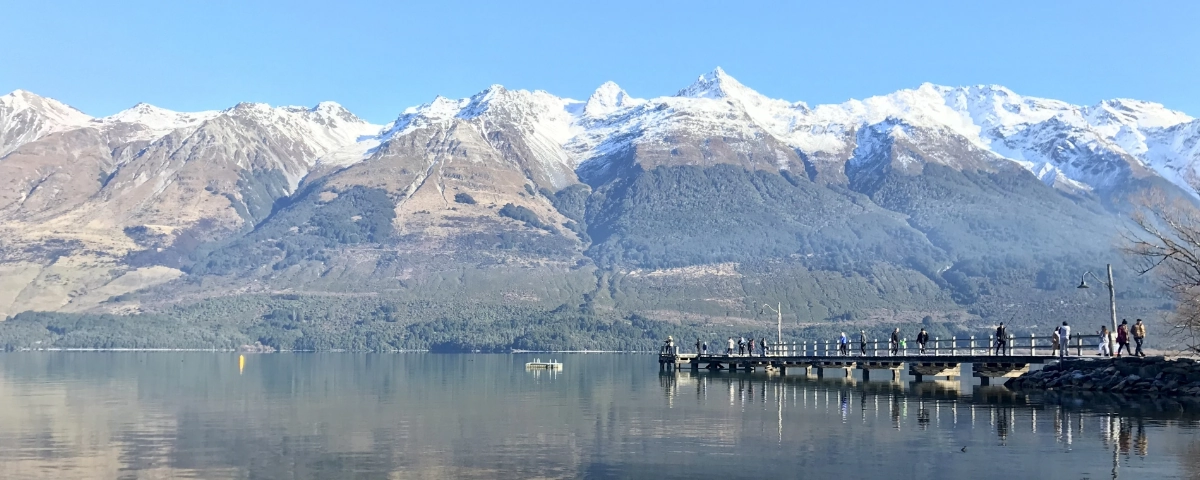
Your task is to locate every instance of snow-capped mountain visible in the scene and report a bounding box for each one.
[0,89,92,156]
[10,69,1193,201]
[329,68,1197,197]
[0,71,1197,318]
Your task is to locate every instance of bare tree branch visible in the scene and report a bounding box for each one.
[1124,190,1200,353]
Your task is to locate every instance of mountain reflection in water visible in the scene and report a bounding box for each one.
[0,353,1196,479]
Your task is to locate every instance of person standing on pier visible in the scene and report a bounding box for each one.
[1116,320,1130,357]
[838,332,849,356]
[859,330,867,355]
[1133,319,1147,357]
[702,341,708,356]
[890,328,900,355]
[994,323,1007,356]
[1097,325,1112,357]
[728,337,735,355]
[1057,322,1071,359]
[1051,328,1060,357]
[761,338,768,356]
[748,338,756,357]
[916,328,929,354]
[739,337,746,356]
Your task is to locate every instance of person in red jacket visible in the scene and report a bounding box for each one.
[1116,319,1130,357]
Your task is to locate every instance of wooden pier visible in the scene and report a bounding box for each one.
[660,334,1103,383]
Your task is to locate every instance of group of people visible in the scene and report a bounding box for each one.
[676,318,1149,358]
[699,337,771,356]
[1090,318,1148,358]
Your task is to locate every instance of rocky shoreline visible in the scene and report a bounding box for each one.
[1006,356,1200,396]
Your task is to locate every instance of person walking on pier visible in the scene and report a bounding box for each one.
[1133,319,1147,357]
[859,330,867,356]
[695,338,701,356]
[838,332,849,356]
[916,328,929,354]
[1116,320,1130,357]
[702,341,708,356]
[1098,325,1112,357]
[728,337,735,355]
[738,337,746,356]
[994,323,1007,356]
[1057,322,1071,359]
[890,328,900,356]
[761,338,768,356]
[748,338,756,357]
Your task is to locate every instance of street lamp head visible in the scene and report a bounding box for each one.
[1077,279,1089,289]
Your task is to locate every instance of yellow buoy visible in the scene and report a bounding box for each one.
[239,354,245,374]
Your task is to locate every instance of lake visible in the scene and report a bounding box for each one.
[0,353,1197,479]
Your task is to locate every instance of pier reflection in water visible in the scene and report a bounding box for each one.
[0,353,1196,479]
[659,367,1195,478]
[661,369,1171,442]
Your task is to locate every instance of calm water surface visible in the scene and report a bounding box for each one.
[0,353,1198,479]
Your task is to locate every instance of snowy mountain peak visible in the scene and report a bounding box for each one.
[1,89,93,126]
[102,102,217,125]
[94,102,219,142]
[303,101,369,127]
[1086,98,1192,130]
[0,89,94,156]
[677,67,753,100]
[584,81,641,117]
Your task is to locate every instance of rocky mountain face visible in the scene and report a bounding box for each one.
[1,70,1195,344]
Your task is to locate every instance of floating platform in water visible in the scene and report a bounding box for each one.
[525,359,563,369]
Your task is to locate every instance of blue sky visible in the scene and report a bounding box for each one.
[3,0,1197,123]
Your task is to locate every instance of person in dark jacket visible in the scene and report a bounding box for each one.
[890,328,900,355]
[1116,320,1130,357]
[859,330,867,356]
[994,323,1007,356]
[916,329,929,354]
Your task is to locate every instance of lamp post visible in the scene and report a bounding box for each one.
[1077,264,1117,354]
[761,303,782,347]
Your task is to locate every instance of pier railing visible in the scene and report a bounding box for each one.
[687,334,1105,358]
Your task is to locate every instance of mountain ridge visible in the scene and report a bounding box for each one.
[6,69,1197,198]
[0,69,1190,351]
